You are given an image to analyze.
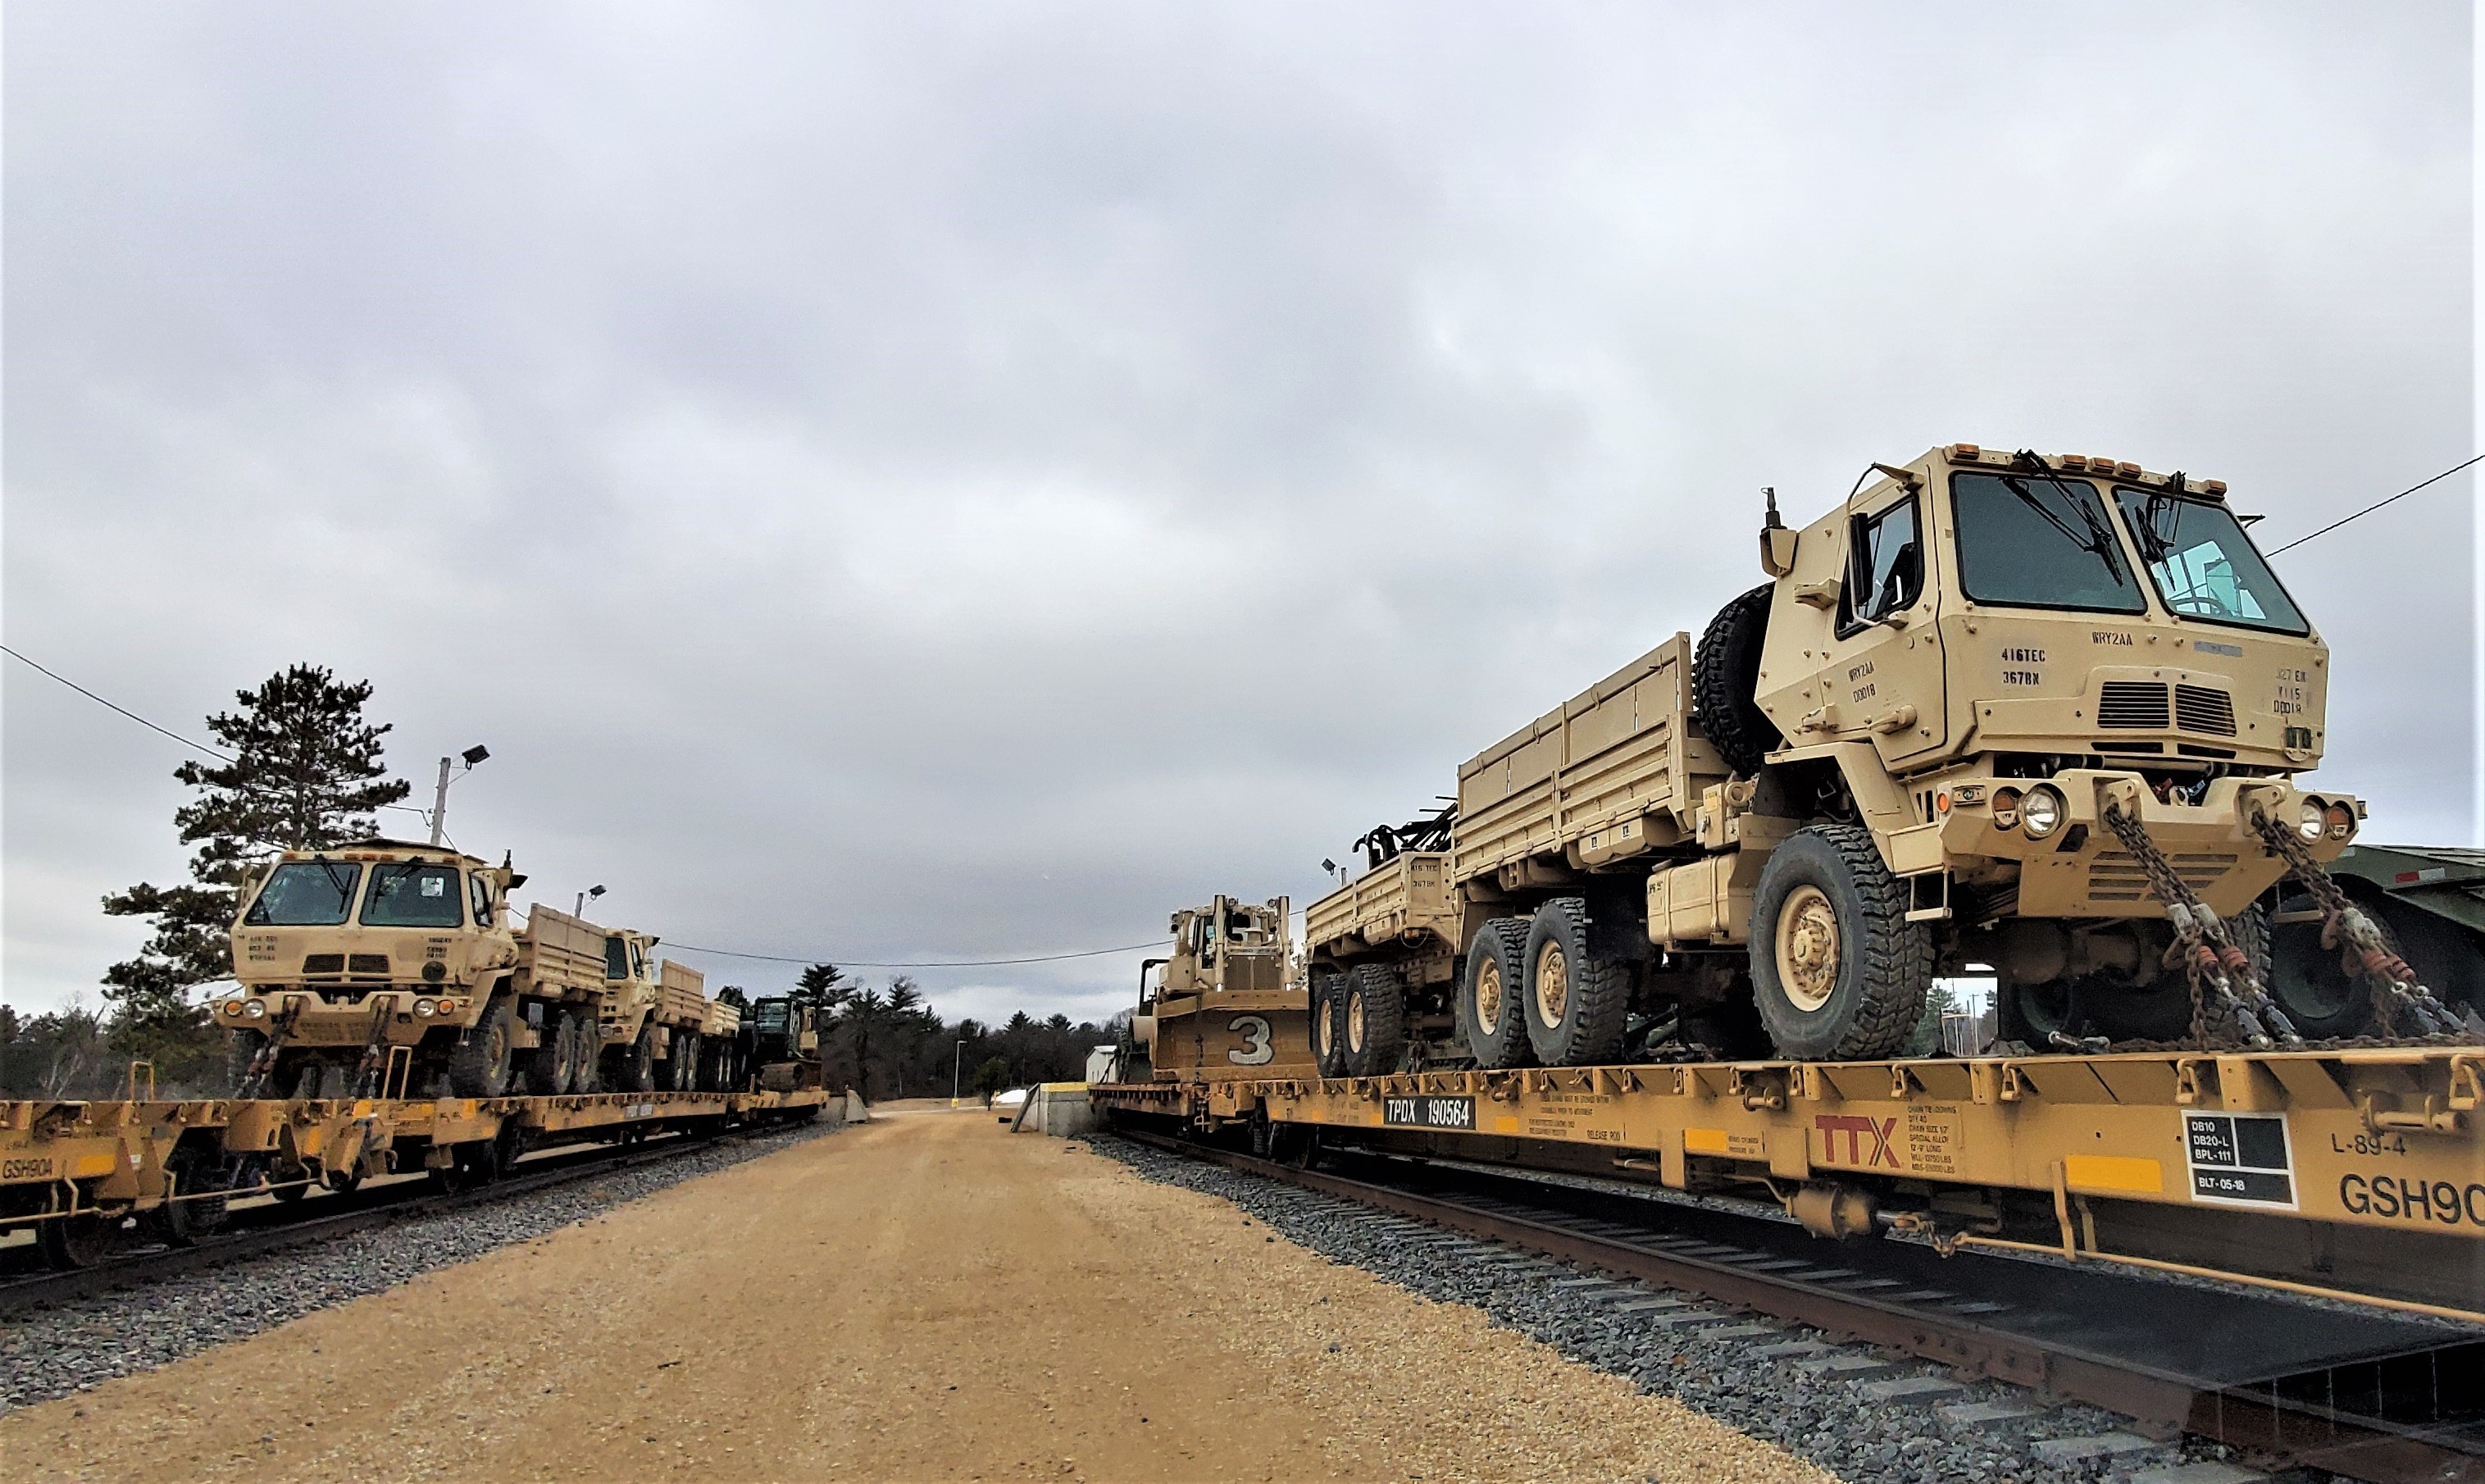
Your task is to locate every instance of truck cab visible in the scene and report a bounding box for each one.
[221,839,528,1099]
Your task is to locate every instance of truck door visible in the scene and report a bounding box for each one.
[1817,483,1949,765]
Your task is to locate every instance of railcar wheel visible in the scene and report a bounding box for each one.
[448,996,517,1099]
[1522,899,1632,1066]
[1748,822,1931,1060]
[39,1212,116,1270]
[1459,919,1536,1069]
[1343,965,1405,1077]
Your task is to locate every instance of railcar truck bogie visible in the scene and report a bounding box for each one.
[1309,444,2385,1067]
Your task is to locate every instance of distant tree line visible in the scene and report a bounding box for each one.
[783,962,1117,1103]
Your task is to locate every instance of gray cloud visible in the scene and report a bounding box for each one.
[6,2,2471,1024]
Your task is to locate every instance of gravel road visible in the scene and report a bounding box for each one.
[1089,1136,2285,1484]
[2,1122,835,1412]
[2,1107,1832,1484]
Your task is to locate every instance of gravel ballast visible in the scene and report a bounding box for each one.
[1,1122,836,1412]
[1090,1135,2292,1484]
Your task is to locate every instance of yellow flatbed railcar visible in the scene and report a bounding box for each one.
[1090,1046,2485,1312]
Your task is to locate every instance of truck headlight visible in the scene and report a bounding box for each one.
[244,999,267,1019]
[2325,803,2355,841]
[1991,788,2023,830]
[2020,786,2064,840]
[2299,799,2326,840]
[415,999,435,1017]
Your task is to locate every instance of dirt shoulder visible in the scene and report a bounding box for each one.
[2,1108,1833,1483]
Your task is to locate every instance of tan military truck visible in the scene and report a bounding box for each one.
[1311,444,2398,1069]
[221,840,609,1099]
[591,931,729,1092]
[1132,895,1315,1085]
[221,840,735,1098]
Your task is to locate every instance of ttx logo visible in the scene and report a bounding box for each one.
[1814,1113,1901,1168]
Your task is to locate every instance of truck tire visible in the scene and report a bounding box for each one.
[1748,822,1932,1060]
[1310,970,1349,1078]
[2268,891,2381,1038]
[671,1032,703,1091]
[560,1011,597,1094]
[1694,582,1780,777]
[1343,964,1406,1077]
[1523,898,1632,1067]
[225,1029,269,1095]
[521,1006,576,1096]
[617,1022,658,1094]
[448,996,517,1099]
[1459,919,1536,1069]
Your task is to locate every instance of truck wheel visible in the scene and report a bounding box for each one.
[225,1030,269,1096]
[1998,976,2079,1049]
[1749,822,1932,1059]
[448,996,517,1099]
[1344,965,1406,1077]
[563,1012,599,1094]
[1522,899,1632,1066]
[1459,919,1536,1069]
[521,1007,576,1096]
[617,1023,658,1093]
[1694,582,1780,777]
[2267,892,2379,1038]
[1310,970,1349,1078]
[672,1033,703,1090]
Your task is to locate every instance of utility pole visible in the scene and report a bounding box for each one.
[428,758,453,846]
[953,1039,967,1106]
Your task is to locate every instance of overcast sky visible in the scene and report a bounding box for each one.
[4,3,2473,1026]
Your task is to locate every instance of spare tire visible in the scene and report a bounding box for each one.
[1695,582,1780,777]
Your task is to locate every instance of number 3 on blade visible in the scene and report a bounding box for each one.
[1227,1015,1273,1066]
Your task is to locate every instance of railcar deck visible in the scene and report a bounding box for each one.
[1090,1046,2485,1310]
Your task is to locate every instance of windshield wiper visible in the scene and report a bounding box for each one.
[2008,451,2132,589]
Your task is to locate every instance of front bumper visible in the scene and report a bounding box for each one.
[1941,772,2355,918]
[219,987,482,1047]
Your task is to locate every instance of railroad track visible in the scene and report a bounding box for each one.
[1122,1130,2485,1484]
[0,1125,758,1316]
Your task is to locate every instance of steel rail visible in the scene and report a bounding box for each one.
[1122,1131,2484,1484]
[0,1120,790,1316]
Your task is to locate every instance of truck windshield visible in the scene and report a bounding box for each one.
[2110,488,2308,635]
[245,862,362,925]
[360,863,465,927]
[1950,471,2147,614]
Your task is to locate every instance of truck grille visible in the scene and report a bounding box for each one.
[2096,682,2170,729]
[303,954,345,975]
[2088,851,2237,903]
[2174,685,2236,736]
[348,954,390,975]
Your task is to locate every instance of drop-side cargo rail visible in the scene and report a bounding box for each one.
[1090,1045,2485,1312]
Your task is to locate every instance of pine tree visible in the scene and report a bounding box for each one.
[101,665,412,1041]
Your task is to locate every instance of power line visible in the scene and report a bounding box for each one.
[662,939,1161,969]
[2,644,431,817]
[2266,452,2485,556]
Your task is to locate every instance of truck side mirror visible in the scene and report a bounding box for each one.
[1760,526,1798,577]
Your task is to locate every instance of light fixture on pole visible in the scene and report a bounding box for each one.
[427,744,491,847]
[575,884,607,917]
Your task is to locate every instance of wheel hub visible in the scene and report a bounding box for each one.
[1347,994,1367,1054]
[1476,960,1504,1028]
[1775,885,1841,1013]
[1535,943,1569,1027]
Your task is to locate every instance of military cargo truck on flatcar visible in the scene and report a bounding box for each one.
[1310,444,2365,1070]
[221,840,735,1098]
